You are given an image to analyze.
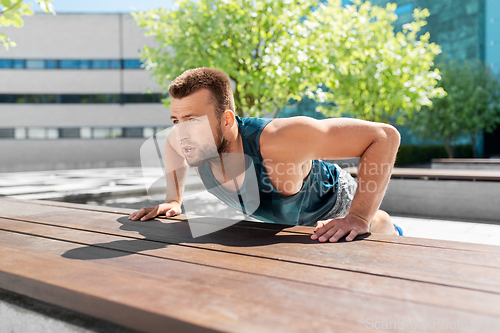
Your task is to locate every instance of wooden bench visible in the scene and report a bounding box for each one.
[1,198,500,332]
[431,158,500,171]
[344,167,500,222]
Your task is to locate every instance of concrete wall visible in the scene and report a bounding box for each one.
[0,139,148,172]
[0,14,153,59]
[0,13,170,172]
[1,104,170,127]
[380,178,500,222]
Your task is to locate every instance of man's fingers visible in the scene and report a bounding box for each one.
[318,225,342,242]
[328,228,349,243]
[345,229,358,242]
[140,207,158,221]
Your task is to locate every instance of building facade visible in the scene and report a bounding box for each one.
[371,0,500,156]
[0,13,170,172]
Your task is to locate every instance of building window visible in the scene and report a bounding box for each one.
[58,128,80,138]
[60,60,80,69]
[0,128,15,138]
[123,59,143,69]
[0,58,144,70]
[27,128,46,139]
[26,94,57,103]
[13,60,25,69]
[0,93,165,103]
[93,128,111,139]
[91,60,110,69]
[123,127,144,138]
[45,60,58,69]
[0,59,12,68]
[26,60,45,69]
[395,2,413,16]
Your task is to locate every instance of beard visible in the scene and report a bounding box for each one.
[185,124,230,167]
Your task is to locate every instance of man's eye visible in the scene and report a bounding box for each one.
[172,120,179,125]
[189,118,197,122]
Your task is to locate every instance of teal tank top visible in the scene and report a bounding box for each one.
[198,116,340,226]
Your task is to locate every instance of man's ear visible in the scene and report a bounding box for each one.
[221,110,236,131]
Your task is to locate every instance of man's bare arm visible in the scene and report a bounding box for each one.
[129,128,188,221]
[261,116,401,240]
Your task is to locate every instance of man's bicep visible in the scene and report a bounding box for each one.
[262,117,382,162]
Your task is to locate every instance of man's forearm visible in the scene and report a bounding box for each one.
[165,165,188,204]
[348,126,400,224]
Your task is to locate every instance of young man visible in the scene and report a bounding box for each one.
[129,67,403,242]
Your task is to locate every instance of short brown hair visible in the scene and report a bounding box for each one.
[168,67,235,119]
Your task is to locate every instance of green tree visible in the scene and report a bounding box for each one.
[0,0,55,50]
[133,0,324,117]
[315,0,445,124]
[408,58,500,158]
[134,0,444,120]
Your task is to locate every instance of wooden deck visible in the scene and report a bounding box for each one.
[1,198,500,332]
[345,167,500,181]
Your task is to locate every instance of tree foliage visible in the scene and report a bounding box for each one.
[134,0,444,120]
[407,58,500,158]
[134,0,323,117]
[0,0,55,50]
[316,0,445,123]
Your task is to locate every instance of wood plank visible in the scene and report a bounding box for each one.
[432,159,500,164]
[0,233,356,333]
[4,197,500,255]
[1,229,498,333]
[2,201,500,294]
[345,167,500,181]
[1,217,500,319]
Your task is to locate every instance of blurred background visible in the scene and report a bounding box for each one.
[1,0,500,245]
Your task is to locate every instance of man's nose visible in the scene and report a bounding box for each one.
[175,122,192,141]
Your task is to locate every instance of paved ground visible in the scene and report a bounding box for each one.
[2,167,500,246]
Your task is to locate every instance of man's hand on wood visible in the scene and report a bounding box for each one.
[128,201,182,221]
[311,213,370,242]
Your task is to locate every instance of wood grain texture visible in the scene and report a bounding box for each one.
[1,198,500,332]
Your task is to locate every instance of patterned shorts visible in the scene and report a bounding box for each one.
[319,164,358,221]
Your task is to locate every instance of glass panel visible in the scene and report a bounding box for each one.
[14,95,26,103]
[0,128,15,139]
[26,95,57,103]
[79,60,90,69]
[59,60,79,69]
[93,128,111,139]
[81,127,92,138]
[13,60,25,69]
[26,60,45,69]
[110,60,121,69]
[123,59,142,69]
[0,59,13,68]
[46,128,58,139]
[143,127,154,138]
[15,128,26,139]
[93,94,119,103]
[61,95,81,103]
[112,127,122,138]
[123,127,143,138]
[58,128,80,138]
[27,128,46,139]
[91,60,110,69]
[395,3,414,16]
[45,60,58,69]
[0,95,16,103]
[123,94,143,103]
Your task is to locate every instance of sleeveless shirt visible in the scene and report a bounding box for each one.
[198,116,340,226]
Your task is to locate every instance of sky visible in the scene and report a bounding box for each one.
[27,0,175,13]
